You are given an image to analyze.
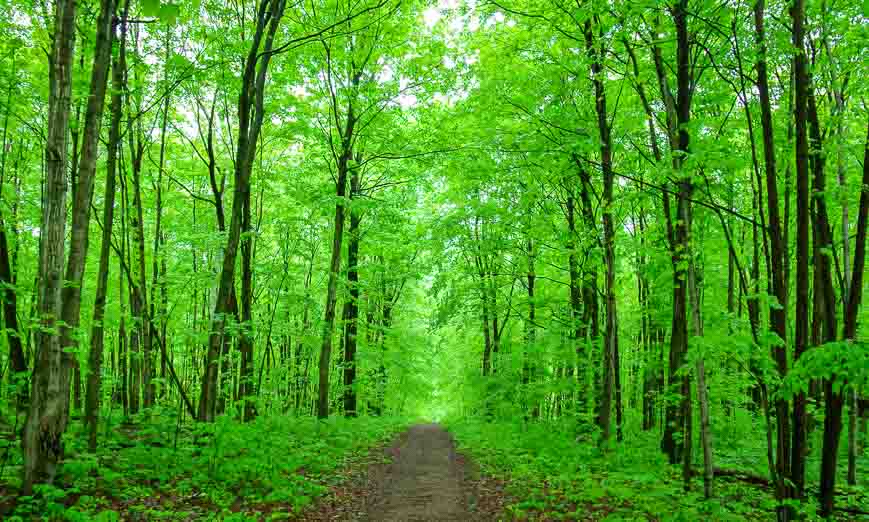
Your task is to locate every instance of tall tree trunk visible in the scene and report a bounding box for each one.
[126,141,144,414]
[583,17,618,445]
[238,174,255,421]
[317,109,354,419]
[689,245,713,498]
[151,27,170,401]
[576,161,599,421]
[661,1,693,468]
[21,0,76,494]
[842,119,868,492]
[199,0,284,421]
[565,181,583,419]
[342,167,361,417]
[814,102,866,517]
[60,0,116,420]
[132,147,152,409]
[118,173,129,415]
[790,0,812,509]
[85,4,126,451]
[0,55,27,408]
[673,2,695,488]
[750,2,791,510]
[524,236,536,420]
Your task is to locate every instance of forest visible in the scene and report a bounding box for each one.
[0,0,866,519]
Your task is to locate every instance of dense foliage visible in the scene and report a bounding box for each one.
[0,0,866,519]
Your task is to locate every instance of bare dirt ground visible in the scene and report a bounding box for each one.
[305,423,510,521]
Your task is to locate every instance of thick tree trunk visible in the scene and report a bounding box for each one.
[790,1,812,510]
[818,118,868,517]
[806,84,840,518]
[60,0,116,421]
[21,0,76,494]
[662,1,694,472]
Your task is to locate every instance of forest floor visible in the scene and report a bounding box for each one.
[304,423,510,521]
[1,416,865,520]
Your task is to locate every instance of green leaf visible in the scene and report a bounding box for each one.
[158,3,180,25]
[141,0,160,18]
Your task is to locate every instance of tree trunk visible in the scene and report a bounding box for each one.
[565,183,583,418]
[125,57,146,414]
[576,161,599,422]
[318,110,355,419]
[818,118,868,517]
[318,149,352,418]
[661,1,693,470]
[790,0,812,510]
[524,236,536,420]
[150,27,170,401]
[342,167,361,417]
[238,174,255,422]
[582,17,618,445]
[0,57,27,408]
[806,83,840,518]
[21,0,76,494]
[85,3,126,451]
[689,251,713,498]
[199,0,284,421]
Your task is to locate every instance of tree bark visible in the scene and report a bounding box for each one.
[317,104,355,419]
[342,166,361,417]
[86,3,126,451]
[199,0,285,421]
[806,83,840,518]
[21,0,77,494]
[660,2,693,469]
[689,247,713,498]
[150,26,170,401]
[583,17,618,445]
[565,183,584,419]
[524,235,536,420]
[576,160,599,422]
[0,55,26,408]
[238,173,255,421]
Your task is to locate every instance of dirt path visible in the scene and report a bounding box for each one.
[306,423,508,521]
[365,424,469,521]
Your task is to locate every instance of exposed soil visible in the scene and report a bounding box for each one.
[305,423,509,521]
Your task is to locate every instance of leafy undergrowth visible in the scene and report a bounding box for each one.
[0,411,408,521]
[446,418,867,521]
